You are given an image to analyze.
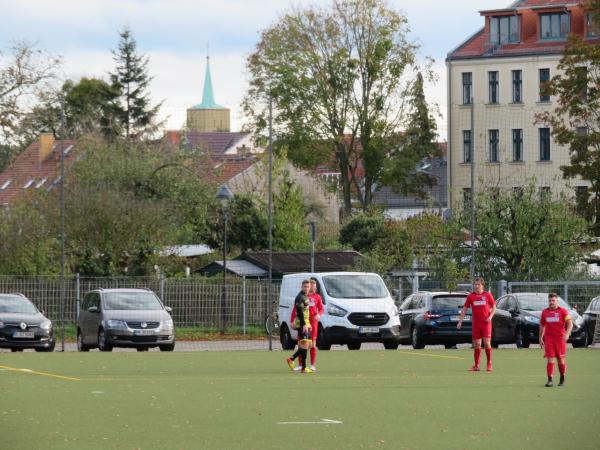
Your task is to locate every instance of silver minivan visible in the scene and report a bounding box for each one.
[77,288,175,352]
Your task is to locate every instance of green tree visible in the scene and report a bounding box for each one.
[110,27,163,139]
[272,171,310,250]
[243,0,433,216]
[537,0,600,234]
[447,183,589,281]
[339,213,385,252]
[383,72,440,196]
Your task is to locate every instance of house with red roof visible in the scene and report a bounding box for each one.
[447,0,599,208]
[0,134,78,207]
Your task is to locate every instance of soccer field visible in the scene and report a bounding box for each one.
[1,349,598,450]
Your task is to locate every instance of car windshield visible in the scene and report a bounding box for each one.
[517,294,569,311]
[0,295,39,314]
[103,292,163,310]
[322,275,389,299]
[432,296,467,309]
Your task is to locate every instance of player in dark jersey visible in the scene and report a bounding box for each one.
[285,280,313,374]
[457,277,496,372]
[540,292,573,387]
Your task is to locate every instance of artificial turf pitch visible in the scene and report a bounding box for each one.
[1,348,598,450]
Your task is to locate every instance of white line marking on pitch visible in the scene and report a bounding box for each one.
[277,418,343,425]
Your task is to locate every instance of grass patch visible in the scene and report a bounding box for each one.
[0,348,598,449]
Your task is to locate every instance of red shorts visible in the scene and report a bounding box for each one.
[544,338,566,358]
[310,320,319,341]
[471,321,492,340]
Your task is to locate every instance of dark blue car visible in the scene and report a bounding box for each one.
[397,292,470,349]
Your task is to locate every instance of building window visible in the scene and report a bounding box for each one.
[463,188,472,210]
[539,128,551,161]
[23,179,35,189]
[539,68,550,102]
[488,71,499,104]
[489,129,499,162]
[512,129,523,161]
[490,15,520,44]
[462,72,472,105]
[540,13,570,39]
[0,179,11,191]
[588,12,598,37]
[512,70,522,103]
[463,130,472,163]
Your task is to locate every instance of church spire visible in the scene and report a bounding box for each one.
[194,54,224,109]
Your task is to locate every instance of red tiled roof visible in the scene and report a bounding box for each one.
[0,139,78,205]
[193,156,256,185]
[186,131,250,156]
[449,0,599,60]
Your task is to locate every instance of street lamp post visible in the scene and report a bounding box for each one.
[216,184,234,334]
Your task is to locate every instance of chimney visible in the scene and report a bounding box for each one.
[39,133,55,163]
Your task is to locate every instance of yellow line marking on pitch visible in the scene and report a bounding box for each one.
[0,364,80,381]
[397,351,464,360]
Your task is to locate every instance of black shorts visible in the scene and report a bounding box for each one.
[298,327,312,341]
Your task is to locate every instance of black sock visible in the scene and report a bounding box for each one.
[300,349,307,369]
[291,349,301,361]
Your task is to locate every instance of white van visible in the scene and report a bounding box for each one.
[278,272,400,350]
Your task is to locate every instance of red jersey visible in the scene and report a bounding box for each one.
[463,291,495,324]
[541,307,571,340]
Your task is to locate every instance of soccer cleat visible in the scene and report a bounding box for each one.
[558,376,565,387]
[310,365,317,372]
[293,365,302,372]
[486,363,493,372]
[545,379,553,387]
[286,358,295,370]
[301,367,314,374]
[468,366,480,372]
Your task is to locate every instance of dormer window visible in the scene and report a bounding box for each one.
[0,180,11,191]
[23,179,35,189]
[540,12,570,39]
[490,15,520,45]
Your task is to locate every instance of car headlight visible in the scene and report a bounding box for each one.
[328,304,348,317]
[40,320,52,331]
[0,321,4,328]
[106,319,127,329]
[391,305,399,316]
[524,315,539,324]
[574,316,584,328]
[163,319,174,328]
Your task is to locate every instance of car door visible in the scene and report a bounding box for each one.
[586,298,599,339]
[504,295,520,338]
[85,293,102,343]
[79,293,91,343]
[493,296,513,342]
[398,295,414,339]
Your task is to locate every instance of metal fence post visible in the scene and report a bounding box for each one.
[564,283,568,305]
[160,275,165,302]
[242,276,247,335]
[76,273,80,320]
[497,280,508,297]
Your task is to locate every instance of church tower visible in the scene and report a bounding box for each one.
[186,56,230,132]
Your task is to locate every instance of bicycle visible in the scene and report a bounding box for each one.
[265,310,280,336]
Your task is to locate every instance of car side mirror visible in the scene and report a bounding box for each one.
[165,306,172,313]
[509,309,518,317]
[88,306,99,313]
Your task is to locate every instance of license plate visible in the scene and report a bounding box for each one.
[13,331,34,338]
[451,315,470,321]
[359,327,379,334]
[134,330,154,336]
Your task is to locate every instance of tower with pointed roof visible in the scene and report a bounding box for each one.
[187,56,231,132]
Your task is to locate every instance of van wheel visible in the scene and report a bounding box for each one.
[98,329,113,352]
[515,328,529,349]
[77,330,89,352]
[411,326,425,349]
[160,343,176,351]
[317,325,331,350]
[280,324,295,350]
[347,342,361,350]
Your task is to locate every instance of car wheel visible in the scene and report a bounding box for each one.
[444,343,457,349]
[316,325,331,351]
[10,348,23,352]
[279,324,296,351]
[347,342,361,350]
[35,342,55,352]
[98,329,113,352]
[77,330,90,352]
[383,340,399,350]
[515,328,530,349]
[572,338,586,348]
[491,340,499,349]
[411,326,425,349]
[137,347,149,352]
[159,342,176,351]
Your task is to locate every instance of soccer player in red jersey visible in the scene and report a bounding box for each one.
[457,277,496,372]
[308,278,324,371]
[540,293,573,387]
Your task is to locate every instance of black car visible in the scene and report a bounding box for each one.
[492,293,587,348]
[0,293,55,352]
[582,296,600,346]
[398,291,470,349]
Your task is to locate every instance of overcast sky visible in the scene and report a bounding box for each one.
[0,0,510,140]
